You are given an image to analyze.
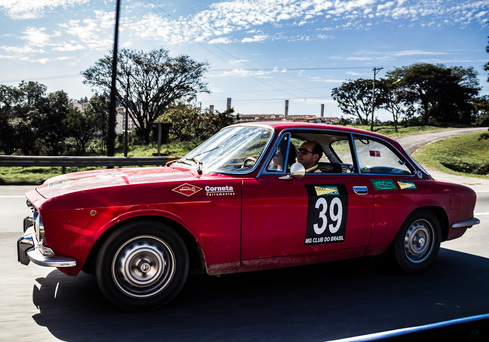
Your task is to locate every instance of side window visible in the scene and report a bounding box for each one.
[330,139,356,173]
[267,134,296,172]
[353,135,412,175]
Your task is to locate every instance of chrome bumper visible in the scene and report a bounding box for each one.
[451,217,480,229]
[17,217,77,268]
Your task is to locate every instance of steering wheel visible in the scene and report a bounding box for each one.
[241,156,257,168]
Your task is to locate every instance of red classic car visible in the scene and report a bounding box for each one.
[17,122,480,310]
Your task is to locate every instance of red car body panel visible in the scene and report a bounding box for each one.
[23,123,477,277]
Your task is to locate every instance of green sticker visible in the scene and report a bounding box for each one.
[371,179,397,191]
[398,181,417,190]
[361,167,371,173]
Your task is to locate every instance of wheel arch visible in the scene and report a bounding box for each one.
[82,215,206,275]
[425,206,449,242]
[383,205,448,255]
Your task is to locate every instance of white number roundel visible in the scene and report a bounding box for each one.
[312,197,343,235]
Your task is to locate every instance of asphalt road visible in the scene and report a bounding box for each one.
[1,127,488,342]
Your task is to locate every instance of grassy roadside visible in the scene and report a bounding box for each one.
[413,131,489,179]
[0,125,478,185]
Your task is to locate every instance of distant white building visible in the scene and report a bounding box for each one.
[72,102,135,134]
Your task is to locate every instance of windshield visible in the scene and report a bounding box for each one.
[175,125,273,173]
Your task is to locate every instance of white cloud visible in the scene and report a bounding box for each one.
[59,10,113,50]
[391,50,451,56]
[0,45,44,54]
[52,42,85,51]
[0,0,89,19]
[209,37,233,44]
[21,27,55,47]
[241,35,268,43]
[126,0,489,45]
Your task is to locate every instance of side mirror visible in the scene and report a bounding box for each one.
[279,162,305,180]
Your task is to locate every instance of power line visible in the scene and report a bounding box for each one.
[138,0,348,99]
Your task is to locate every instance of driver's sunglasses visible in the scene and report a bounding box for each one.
[297,148,313,155]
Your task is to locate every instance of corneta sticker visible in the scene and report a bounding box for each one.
[304,184,348,245]
[172,183,203,197]
[205,185,235,197]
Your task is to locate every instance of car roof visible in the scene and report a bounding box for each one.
[232,121,401,147]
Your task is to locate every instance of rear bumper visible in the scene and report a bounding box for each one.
[17,217,77,268]
[451,217,480,229]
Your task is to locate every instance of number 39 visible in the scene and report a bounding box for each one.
[313,197,343,235]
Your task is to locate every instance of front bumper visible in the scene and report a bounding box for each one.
[17,216,77,268]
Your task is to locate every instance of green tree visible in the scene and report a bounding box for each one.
[204,107,236,138]
[376,78,416,132]
[472,95,489,126]
[43,90,71,155]
[158,104,236,142]
[82,48,210,144]
[331,78,383,125]
[158,104,204,142]
[483,36,489,82]
[64,100,107,155]
[386,64,480,124]
[1,81,48,155]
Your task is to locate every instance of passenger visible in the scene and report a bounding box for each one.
[297,141,323,173]
[269,147,285,171]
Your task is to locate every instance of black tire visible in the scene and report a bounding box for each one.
[95,220,189,311]
[392,209,441,273]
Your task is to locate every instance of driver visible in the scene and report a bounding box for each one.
[297,141,323,173]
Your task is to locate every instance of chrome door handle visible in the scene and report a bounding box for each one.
[353,186,368,195]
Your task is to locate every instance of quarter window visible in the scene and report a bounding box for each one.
[353,136,412,175]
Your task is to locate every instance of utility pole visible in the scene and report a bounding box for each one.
[124,71,129,157]
[370,67,383,132]
[108,0,121,157]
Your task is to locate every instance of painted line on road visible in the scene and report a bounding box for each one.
[475,212,489,216]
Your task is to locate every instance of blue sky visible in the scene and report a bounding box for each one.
[1,0,488,121]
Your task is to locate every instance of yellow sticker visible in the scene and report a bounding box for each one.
[314,185,340,196]
[398,181,417,190]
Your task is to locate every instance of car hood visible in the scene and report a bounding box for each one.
[35,166,197,199]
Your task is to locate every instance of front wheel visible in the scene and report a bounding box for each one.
[95,220,189,311]
[391,209,441,273]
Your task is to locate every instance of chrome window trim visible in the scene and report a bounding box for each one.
[260,132,291,177]
[257,128,362,178]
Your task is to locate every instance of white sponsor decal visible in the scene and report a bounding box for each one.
[205,185,235,197]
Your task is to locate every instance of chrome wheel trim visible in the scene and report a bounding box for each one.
[403,219,433,264]
[112,235,176,299]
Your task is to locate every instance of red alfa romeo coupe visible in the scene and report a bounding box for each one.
[17,122,480,310]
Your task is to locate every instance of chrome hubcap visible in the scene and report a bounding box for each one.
[404,219,433,263]
[112,236,176,298]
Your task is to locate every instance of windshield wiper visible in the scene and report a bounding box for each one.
[185,157,204,175]
[172,158,192,166]
[193,145,220,158]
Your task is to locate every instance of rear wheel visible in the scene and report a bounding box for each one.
[95,220,189,311]
[392,209,441,273]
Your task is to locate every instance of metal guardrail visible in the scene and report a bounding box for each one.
[0,155,179,167]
